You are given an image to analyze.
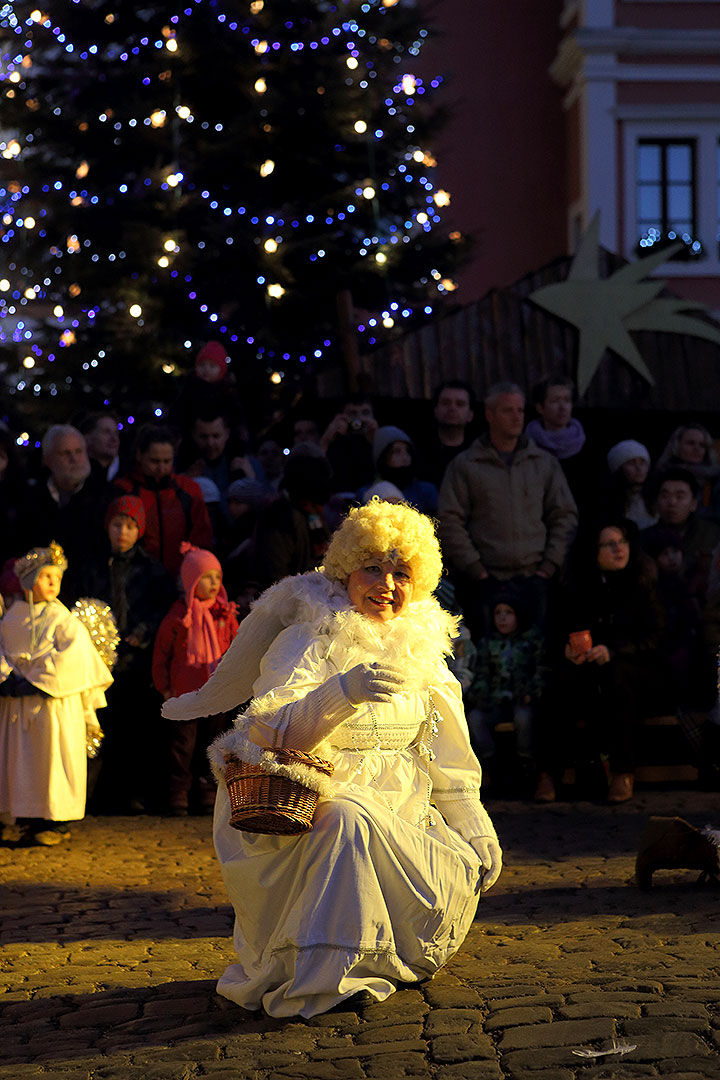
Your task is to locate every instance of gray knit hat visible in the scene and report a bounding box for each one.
[372,425,413,466]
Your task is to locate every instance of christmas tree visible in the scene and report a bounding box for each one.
[0,0,467,432]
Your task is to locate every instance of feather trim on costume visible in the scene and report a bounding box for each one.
[166,569,460,723]
[208,729,336,798]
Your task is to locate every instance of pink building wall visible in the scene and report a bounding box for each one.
[420,0,566,303]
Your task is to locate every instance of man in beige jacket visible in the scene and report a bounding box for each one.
[438,382,578,636]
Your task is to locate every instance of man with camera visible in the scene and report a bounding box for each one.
[320,394,378,495]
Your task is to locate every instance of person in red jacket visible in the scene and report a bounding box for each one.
[114,424,214,577]
[152,543,239,814]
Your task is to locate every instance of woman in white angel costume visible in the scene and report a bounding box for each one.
[0,542,112,845]
[163,499,502,1018]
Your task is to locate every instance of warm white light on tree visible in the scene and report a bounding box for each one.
[354,120,367,133]
[254,78,267,94]
[260,159,275,177]
[267,283,285,299]
[22,356,35,368]
[129,304,143,317]
[264,238,278,253]
[150,110,167,128]
[433,189,451,207]
[362,185,375,200]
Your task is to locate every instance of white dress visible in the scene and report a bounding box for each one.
[0,599,112,821]
[165,572,498,1018]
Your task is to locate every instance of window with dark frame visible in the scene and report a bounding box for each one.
[635,138,702,260]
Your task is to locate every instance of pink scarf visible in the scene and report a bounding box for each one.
[182,588,233,669]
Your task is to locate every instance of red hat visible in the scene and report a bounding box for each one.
[195,340,228,379]
[105,495,146,537]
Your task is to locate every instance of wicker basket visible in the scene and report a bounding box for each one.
[225,748,335,835]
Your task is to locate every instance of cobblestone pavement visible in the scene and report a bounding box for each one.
[1,787,720,1080]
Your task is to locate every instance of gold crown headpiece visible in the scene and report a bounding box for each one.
[14,540,68,591]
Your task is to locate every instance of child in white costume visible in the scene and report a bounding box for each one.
[0,542,112,845]
[164,500,502,1018]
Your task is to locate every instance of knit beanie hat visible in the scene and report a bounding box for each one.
[195,340,228,380]
[362,480,405,503]
[105,494,146,537]
[193,476,221,505]
[14,540,67,591]
[226,478,272,507]
[607,440,650,474]
[179,542,223,608]
[372,425,413,467]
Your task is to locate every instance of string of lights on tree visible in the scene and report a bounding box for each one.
[0,0,467,431]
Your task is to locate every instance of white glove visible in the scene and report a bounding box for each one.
[470,836,503,892]
[340,662,408,706]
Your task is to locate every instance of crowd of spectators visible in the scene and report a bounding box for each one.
[1,341,718,814]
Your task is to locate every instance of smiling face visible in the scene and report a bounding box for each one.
[346,556,414,621]
[677,427,707,466]
[597,526,631,572]
[31,565,63,603]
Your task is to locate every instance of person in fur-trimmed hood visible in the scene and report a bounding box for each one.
[163,498,501,1018]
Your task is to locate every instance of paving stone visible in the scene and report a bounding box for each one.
[501,1047,582,1070]
[565,991,660,1004]
[504,1071,573,1080]
[558,1002,642,1020]
[362,1051,432,1077]
[311,1039,428,1060]
[272,1063,365,1079]
[355,1023,423,1044]
[644,1001,710,1018]
[424,985,484,1009]
[487,995,564,1012]
[656,1062,720,1078]
[499,1017,615,1051]
[430,1034,497,1064]
[625,1031,713,1061]
[424,1008,481,1037]
[625,1016,711,1035]
[432,1063,503,1079]
[486,1006,554,1030]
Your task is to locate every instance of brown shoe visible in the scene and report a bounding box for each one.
[534,772,556,803]
[607,772,634,803]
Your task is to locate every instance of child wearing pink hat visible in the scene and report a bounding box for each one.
[152,543,239,814]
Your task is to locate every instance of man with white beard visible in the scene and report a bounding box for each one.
[20,426,113,597]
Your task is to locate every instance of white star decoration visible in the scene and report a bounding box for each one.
[529,213,720,395]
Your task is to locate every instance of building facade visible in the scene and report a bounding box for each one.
[552,0,720,314]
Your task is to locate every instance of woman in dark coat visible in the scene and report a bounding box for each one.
[534,517,664,804]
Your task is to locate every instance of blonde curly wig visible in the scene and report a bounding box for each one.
[322,498,442,599]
